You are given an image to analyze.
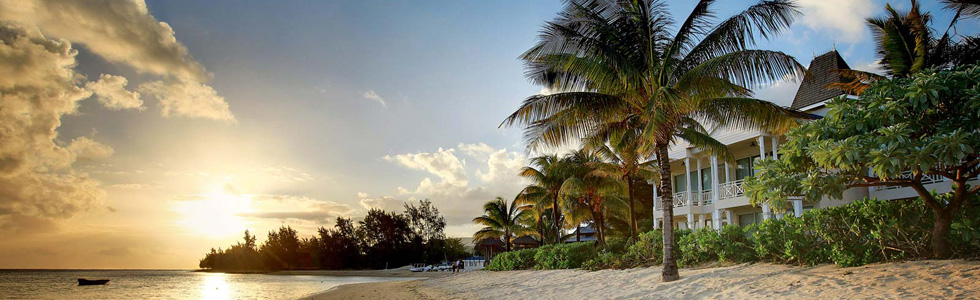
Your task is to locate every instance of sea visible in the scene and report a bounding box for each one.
[0,270,413,300]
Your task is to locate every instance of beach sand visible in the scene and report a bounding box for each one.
[309,259,980,300]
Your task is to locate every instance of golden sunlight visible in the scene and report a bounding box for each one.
[173,187,253,237]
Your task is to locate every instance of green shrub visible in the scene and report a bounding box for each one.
[678,228,719,267]
[716,225,757,263]
[623,230,663,265]
[750,216,827,265]
[486,248,538,271]
[582,251,626,271]
[534,242,597,269]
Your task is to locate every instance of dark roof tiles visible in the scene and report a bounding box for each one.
[791,50,852,109]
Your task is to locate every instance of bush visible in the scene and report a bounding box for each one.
[623,230,664,266]
[678,228,719,267]
[534,242,597,269]
[486,248,538,271]
[750,216,827,266]
[716,225,757,263]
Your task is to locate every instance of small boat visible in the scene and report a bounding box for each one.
[78,278,110,286]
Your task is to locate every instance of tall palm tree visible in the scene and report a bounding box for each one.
[558,149,626,246]
[503,0,808,281]
[517,154,569,244]
[585,129,659,240]
[473,196,534,252]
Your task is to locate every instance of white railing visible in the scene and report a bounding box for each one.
[719,179,745,199]
[697,190,712,205]
[673,192,687,207]
[875,171,946,191]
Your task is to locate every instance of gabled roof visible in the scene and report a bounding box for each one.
[790,50,852,110]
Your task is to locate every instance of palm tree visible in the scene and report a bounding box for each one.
[503,0,808,281]
[585,129,659,240]
[833,0,980,94]
[558,149,626,246]
[517,154,569,244]
[473,196,534,252]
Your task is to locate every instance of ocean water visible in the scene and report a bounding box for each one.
[0,270,412,300]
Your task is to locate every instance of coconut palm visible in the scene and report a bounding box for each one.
[517,154,569,244]
[558,149,626,246]
[584,129,659,240]
[833,0,980,94]
[473,196,534,252]
[503,0,809,281]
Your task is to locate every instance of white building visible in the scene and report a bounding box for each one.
[652,50,971,230]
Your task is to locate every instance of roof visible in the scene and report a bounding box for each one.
[474,238,504,247]
[512,235,540,245]
[564,235,598,243]
[790,50,852,110]
[574,224,596,235]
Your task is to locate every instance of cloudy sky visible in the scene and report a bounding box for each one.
[0,0,975,269]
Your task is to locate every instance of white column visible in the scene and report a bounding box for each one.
[724,161,730,183]
[758,136,767,160]
[712,209,722,230]
[685,157,692,206]
[685,157,694,229]
[710,155,719,204]
[762,203,772,220]
[725,210,733,226]
[772,136,779,160]
[696,158,703,205]
[698,214,706,230]
[652,181,659,229]
[793,200,804,217]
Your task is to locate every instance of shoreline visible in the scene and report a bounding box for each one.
[196,268,449,278]
[308,259,980,300]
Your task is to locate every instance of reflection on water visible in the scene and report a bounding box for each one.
[0,270,415,300]
[201,273,230,300]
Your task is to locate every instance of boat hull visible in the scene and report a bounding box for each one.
[77,279,110,286]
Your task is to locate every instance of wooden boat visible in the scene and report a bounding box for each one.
[77,278,110,286]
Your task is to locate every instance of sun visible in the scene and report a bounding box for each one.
[174,188,254,238]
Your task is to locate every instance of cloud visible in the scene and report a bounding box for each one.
[244,194,353,223]
[0,0,208,81]
[69,137,115,161]
[384,144,528,235]
[139,80,235,122]
[85,74,143,110]
[0,26,106,228]
[384,148,468,187]
[106,183,153,190]
[0,0,235,121]
[358,196,405,212]
[98,247,132,257]
[361,90,387,108]
[357,192,369,198]
[796,0,875,42]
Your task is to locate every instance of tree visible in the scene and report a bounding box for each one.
[360,209,412,269]
[261,226,301,270]
[744,66,980,258]
[833,0,980,95]
[585,128,659,240]
[473,196,534,252]
[558,149,627,245]
[517,154,569,244]
[403,199,447,243]
[502,0,807,281]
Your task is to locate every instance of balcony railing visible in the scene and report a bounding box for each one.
[719,179,745,199]
[673,192,687,207]
[874,171,946,191]
[697,190,712,205]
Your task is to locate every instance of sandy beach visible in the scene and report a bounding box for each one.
[309,260,980,300]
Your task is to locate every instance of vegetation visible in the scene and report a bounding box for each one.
[578,196,979,271]
[745,66,980,258]
[199,199,467,271]
[485,248,539,271]
[518,155,570,244]
[473,196,536,252]
[533,242,598,270]
[502,0,809,281]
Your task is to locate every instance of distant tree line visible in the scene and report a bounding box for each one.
[199,199,468,271]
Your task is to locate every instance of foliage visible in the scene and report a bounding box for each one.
[486,249,539,271]
[200,200,457,271]
[473,196,536,252]
[534,242,598,270]
[745,66,980,257]
[677,226,757,267]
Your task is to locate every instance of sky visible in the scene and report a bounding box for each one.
[0,0,975,269]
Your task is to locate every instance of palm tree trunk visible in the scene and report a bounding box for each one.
[657,144,680,282]
[551,193,561,244]
[627,175,638,240]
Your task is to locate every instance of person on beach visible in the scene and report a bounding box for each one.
[451,260,458,274]
[458,259,464,273]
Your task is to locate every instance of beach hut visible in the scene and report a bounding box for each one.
[564,224,598,243]
[474,238,504,263]
[512,235,540,250]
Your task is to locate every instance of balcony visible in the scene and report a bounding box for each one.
[719,179,746,199]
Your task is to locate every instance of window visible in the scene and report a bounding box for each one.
[700,167,712,191]
[738,212,764,227]
[674,174,686,193]
[735,157,753,180]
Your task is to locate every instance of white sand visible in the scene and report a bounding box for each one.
[417,260,980,300]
